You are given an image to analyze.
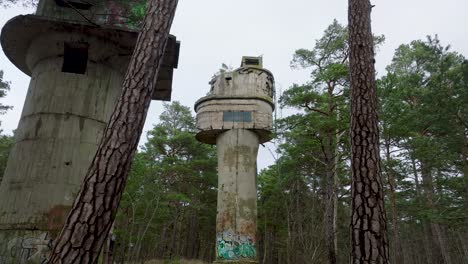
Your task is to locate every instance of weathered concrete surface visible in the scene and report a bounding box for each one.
[216,129,259,263]
[36,0,107,24]
[0,57,123,263]
[1,15,180,101]
[195,99,273,144]
[195,67,274,145]
[0,1,126,262]
[195,57,274,264]
[0,230,53,264]
[0,58,123,225]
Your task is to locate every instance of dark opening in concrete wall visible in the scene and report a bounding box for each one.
[244,58,260,66]
[62,42,89,74]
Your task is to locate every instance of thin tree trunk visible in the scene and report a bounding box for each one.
[421,223,435,264]
[127,198,138,261]
[432,224,452,264]
[169,207,180,258]
[286,200,292,264]
[47,0,179,262]
[324,85,338,264]
[333,131,340,258]
[157,224,168,257]
[411,157,433,264]
[134,197,161,261]
[410,156,420,195]
[294,179,306,264]
[462,131,468,206]
[324,137,337,264]
[103,224,115,264]
[263,215,268,264]
[384,141,404,264]
[421,162,453,264]
[420,161,441,264]
[457,232,468,263]
[348,0,390,263]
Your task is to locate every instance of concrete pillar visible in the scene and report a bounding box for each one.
[215,129,259,263]
[0,58,123,264]
[195,56,275,264]
[0,1,179,263]
[0,24,128,264]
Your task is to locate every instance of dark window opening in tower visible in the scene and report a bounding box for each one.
[55,0,93,10]
[62,42,89,75]
[223,111,252,122]
[244,58,260,66]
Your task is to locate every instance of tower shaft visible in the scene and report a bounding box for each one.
[195,56,275,264]
[215,129,259,263]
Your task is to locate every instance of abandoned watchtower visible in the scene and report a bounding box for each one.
[0,0,179,262]
[195,56,275,264]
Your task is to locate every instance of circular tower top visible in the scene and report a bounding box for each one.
[195,56,275,144]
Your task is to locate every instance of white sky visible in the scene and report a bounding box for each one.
[1,0,467,170]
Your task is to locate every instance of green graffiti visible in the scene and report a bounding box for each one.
[235,242,256,258]
[216,231,256,260]
[217,240,236,260]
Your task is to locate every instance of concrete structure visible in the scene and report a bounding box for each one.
[0,0,179,262]
[195,57,275,264]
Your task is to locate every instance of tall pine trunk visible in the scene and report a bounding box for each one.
[323,81,340,264]
[324,134,337,264]
[348,0,389,263]
[47,0,179,262]
[324,130,339,264]
[462,132,468,206]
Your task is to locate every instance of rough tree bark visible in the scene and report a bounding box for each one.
[348,0,390,263]
[47,0,179,262]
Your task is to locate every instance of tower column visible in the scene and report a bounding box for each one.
[215,129,259,263]
[195,56,275,264]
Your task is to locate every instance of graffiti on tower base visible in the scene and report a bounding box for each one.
[216,230,256,260]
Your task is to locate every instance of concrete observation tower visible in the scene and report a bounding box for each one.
[0,0,179,262]
[195,56,275,264]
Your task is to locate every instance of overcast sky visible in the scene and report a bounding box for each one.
[1,0,467,169]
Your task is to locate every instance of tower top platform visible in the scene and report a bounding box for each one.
[0,0,180,101]
[194,56,275,144]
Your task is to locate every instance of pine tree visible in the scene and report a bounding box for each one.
[348,0,390,262]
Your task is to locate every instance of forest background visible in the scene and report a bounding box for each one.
[0,0,467,264]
